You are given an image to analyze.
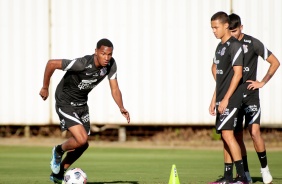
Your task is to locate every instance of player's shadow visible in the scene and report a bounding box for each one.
[252,176,282,183]
[87,181,139,184]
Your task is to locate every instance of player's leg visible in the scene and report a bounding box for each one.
[223,140,234,182]
[209,107,247,184]
[249,124,272,184]
[234,106,253,183]
[50,105,90,184]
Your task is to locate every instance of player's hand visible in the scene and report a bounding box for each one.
[209,102,216,116]
[218,98,228,114]
[120,108,130,123]
[246,80,265,90]
[39,87,49,101]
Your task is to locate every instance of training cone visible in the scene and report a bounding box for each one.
[168,164,180,184]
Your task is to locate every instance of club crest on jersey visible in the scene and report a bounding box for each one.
[220,47,226,56]
[100,67,107,76]
[243,44,248,53]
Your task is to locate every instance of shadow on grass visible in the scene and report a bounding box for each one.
[252,176,282,183]
[87,181,139,184]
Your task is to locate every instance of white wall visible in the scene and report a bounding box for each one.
[0,0,281,126]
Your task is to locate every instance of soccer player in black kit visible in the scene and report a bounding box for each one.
[208,12,248,184]
[39,38,130,184]
[224,13,279,184]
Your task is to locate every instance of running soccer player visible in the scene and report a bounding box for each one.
[228,13,279,184]
[208,11,248,184]
[39,38,130,184]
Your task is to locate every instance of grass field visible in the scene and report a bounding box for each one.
[0,143,281,184]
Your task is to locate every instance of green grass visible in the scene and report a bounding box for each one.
[0,145,281,184]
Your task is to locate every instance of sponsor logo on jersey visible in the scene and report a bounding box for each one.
[78,79,98,90]
[86,72,99,76]
[245,105,258,114]
[244,39,251,43]
[216,69,223,74]
[85,64,92,68]
[243,67,249,72]
[81,114,90,123]
[60,119,66,129]
[233,117,237,127]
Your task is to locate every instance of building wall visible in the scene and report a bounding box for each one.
[0,0,281,126]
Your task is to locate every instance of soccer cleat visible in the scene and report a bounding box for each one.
[244,171,253,183]
[50,172,63,184]
[50,146,62,174]
[208,176,232,184]
[261,165,273,184]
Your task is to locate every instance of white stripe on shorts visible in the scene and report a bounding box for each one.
[59,108,82,125]
[218,108,237,130]
[248,107,261,125]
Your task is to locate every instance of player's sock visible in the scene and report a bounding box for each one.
[242,155,250,172]
[257,150,267,168]
[55,145,65,156]
[224,163,233,181]
[234,160,246,179]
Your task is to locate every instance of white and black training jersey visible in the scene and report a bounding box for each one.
[213,36,244,108]
[240,34,272,84]
[55,54,117,106]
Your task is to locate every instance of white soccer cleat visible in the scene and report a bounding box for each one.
[260,165,273,184]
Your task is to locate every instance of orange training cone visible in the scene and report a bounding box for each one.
[168,164,180,184]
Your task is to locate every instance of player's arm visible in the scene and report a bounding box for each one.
[247,54,280,90]
[211,63,216,80]
[218,65,242,114]
[109,79,130,123]
[209,89,217,116]
[39,59,62,100]
[209,63,217,115]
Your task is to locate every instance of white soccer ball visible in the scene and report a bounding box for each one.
[64,168,87,184]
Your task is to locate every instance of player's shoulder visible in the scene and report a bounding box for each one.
[242,34,262,45]
[228,36,242,48]
[82,54,94,61]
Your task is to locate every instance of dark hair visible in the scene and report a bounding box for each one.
[96,38,114,49]
[229,13,241,30]
[211,11,230,25]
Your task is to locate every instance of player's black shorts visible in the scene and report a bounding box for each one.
[55,104,90,134]
[215,106,239,134]
[235,90,261,132]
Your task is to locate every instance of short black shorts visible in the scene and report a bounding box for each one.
[55,104,91,134]
[235,91,261,132]
[215,107,239,134]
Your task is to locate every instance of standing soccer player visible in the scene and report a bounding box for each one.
[39,38,130,184]
[208,11,248,184]
[228,13,280,184]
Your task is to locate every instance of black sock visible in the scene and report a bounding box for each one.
[224,163,233,181]
[257,151,267,168]
[55,145,64,155]
[242,155,249,172]
[234,160,246,178]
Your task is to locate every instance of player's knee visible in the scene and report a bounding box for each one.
[75,135,88,147]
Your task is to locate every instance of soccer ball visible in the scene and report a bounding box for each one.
[64,168,87,184]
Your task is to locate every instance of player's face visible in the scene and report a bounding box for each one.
[95,45,113,67]
[230,25,243,40]
[211,20,228,39]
